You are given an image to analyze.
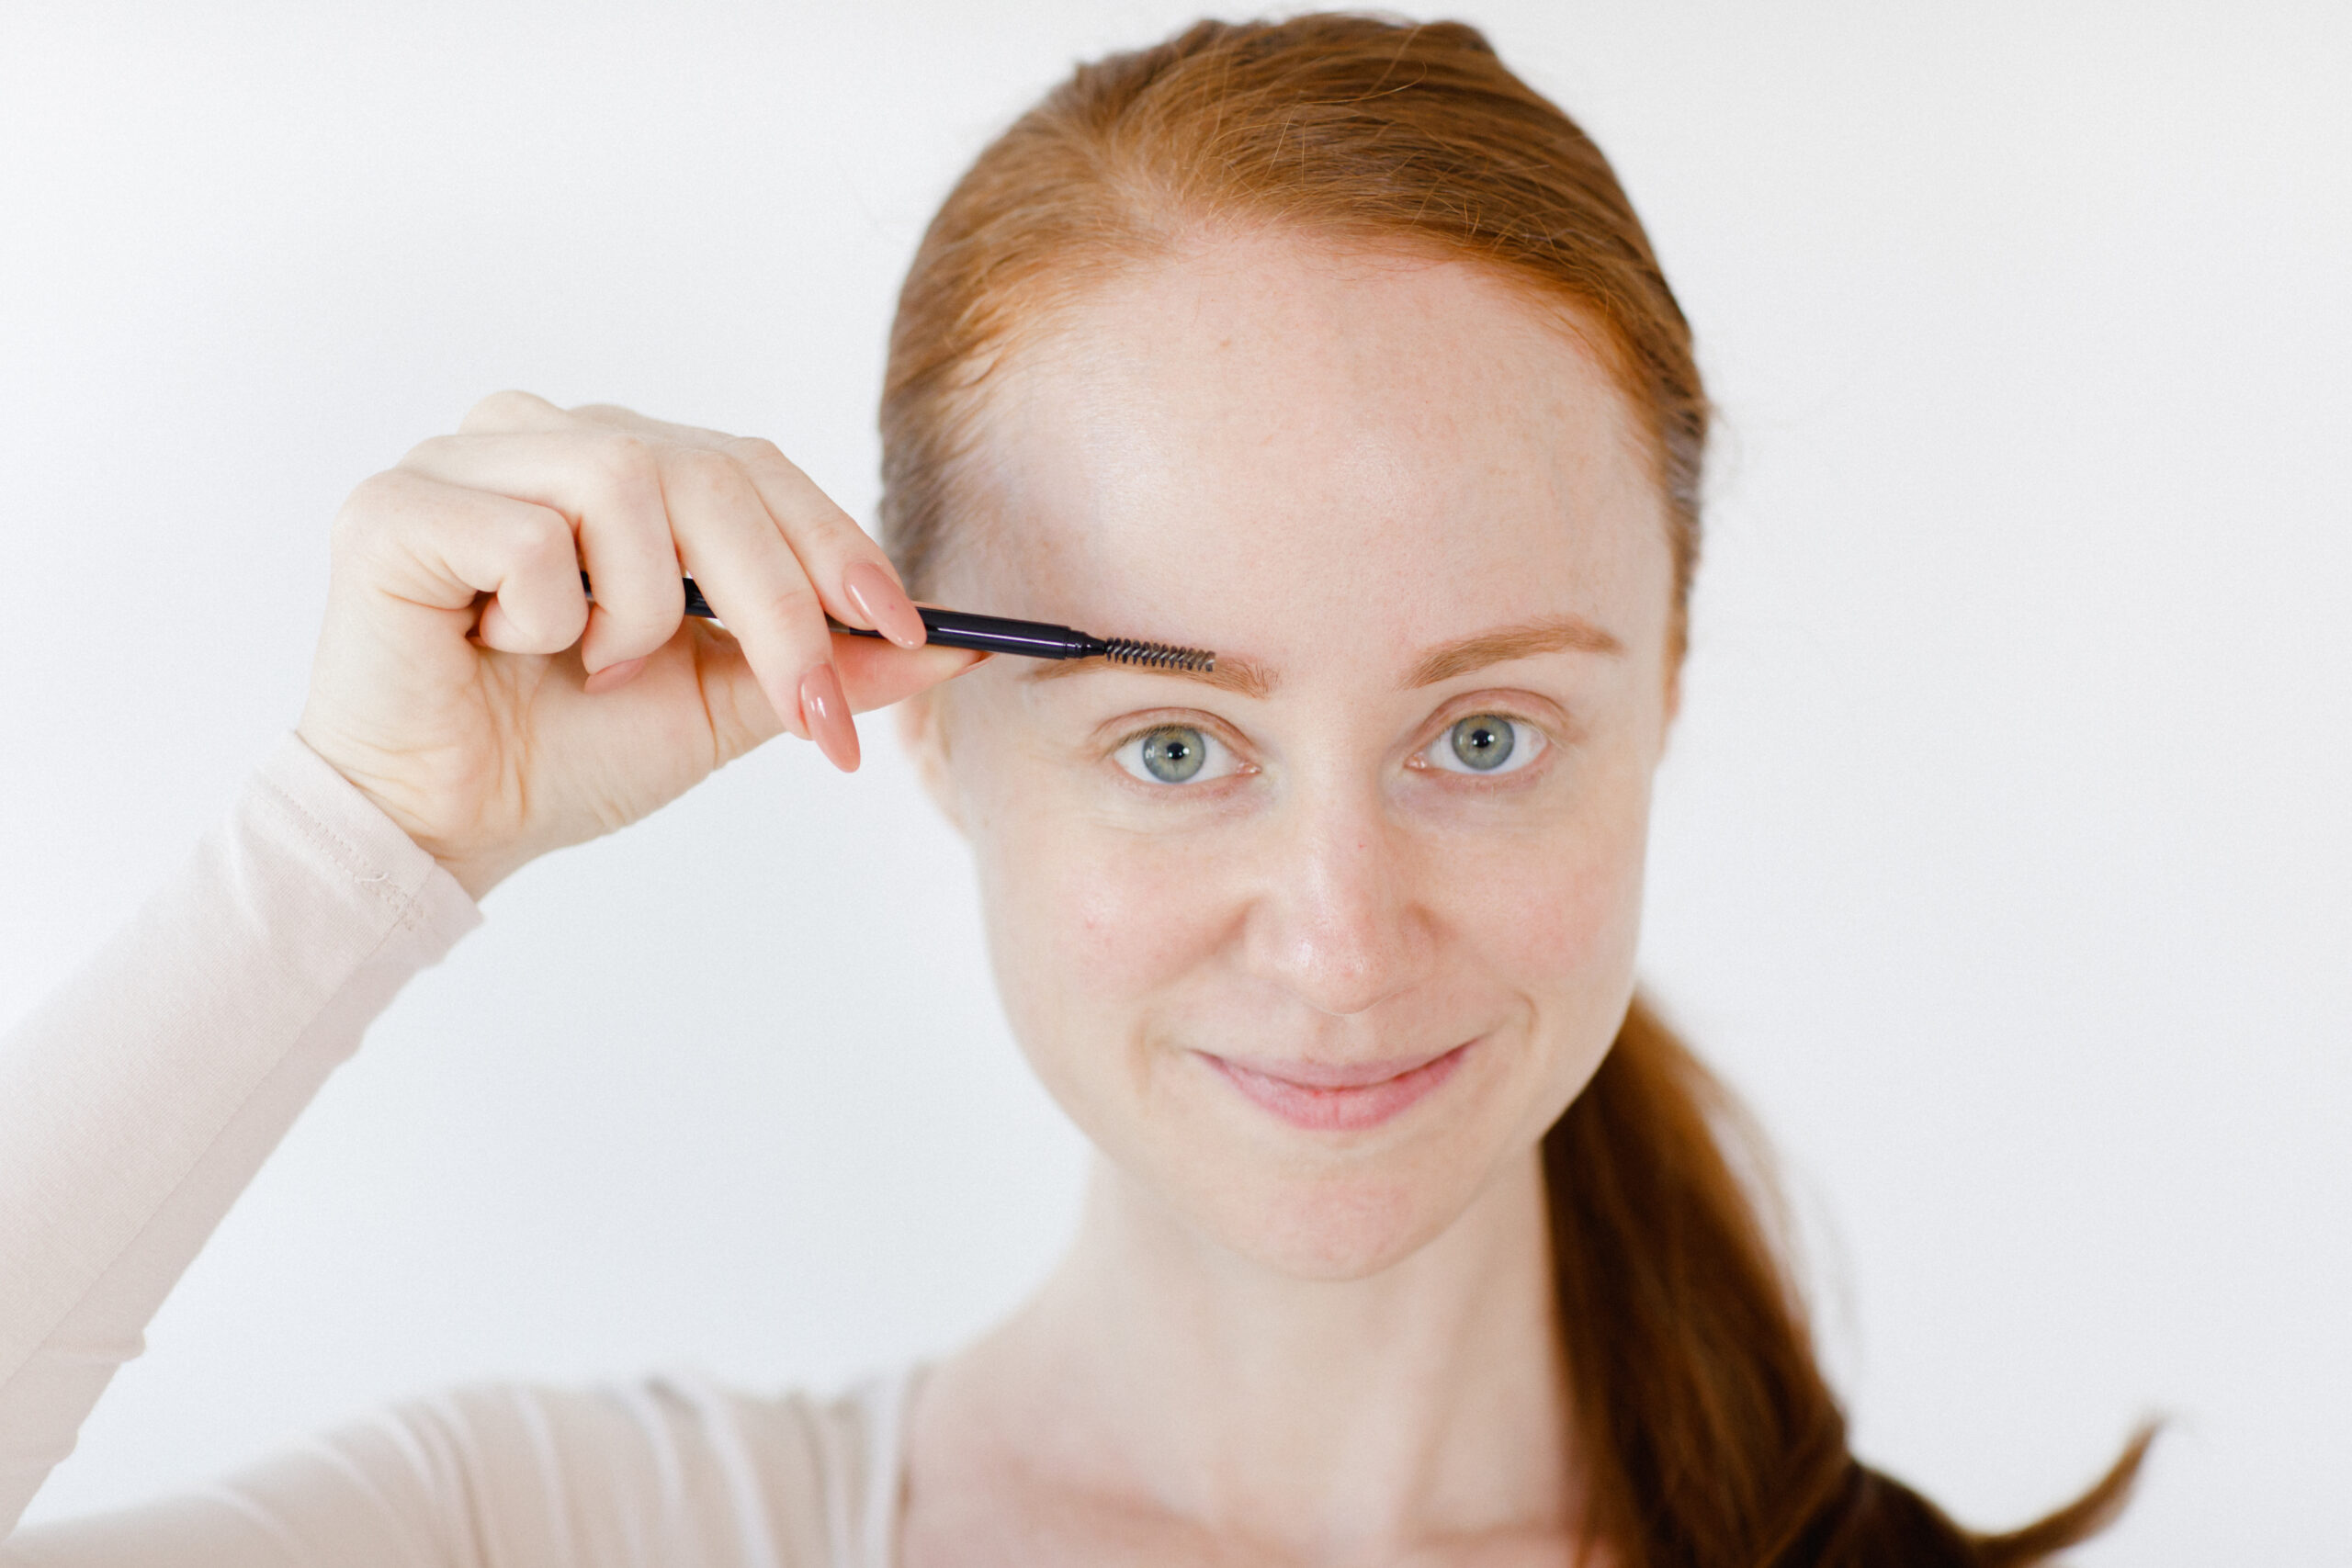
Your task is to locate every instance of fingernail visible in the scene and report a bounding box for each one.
[843,561,927,649]
[799,662,862,772]
[582,655,647,694]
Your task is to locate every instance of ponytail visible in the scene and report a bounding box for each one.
[1547,997,2154,1566]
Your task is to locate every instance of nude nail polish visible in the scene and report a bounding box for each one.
[799,663,861,772]
[842,561,927,649]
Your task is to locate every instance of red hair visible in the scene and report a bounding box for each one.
[878,16,2150,1564]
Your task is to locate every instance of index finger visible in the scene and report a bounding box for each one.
[719,436,928,650]
[565,406,926,652]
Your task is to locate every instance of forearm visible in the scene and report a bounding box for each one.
[0,736,480,1536]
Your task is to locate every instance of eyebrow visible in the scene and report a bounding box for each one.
[1402,615,1623,687]
[1018,612,1619,700]
[1020,651,1280,699]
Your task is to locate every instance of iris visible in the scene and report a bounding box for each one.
[1139,727,1207,783]
[1450,716,1514,771]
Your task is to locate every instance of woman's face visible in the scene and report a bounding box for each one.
[910,230,1679,1280]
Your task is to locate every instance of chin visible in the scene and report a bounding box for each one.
[1185,1154,1498,1281]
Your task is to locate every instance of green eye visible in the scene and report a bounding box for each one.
[1451,716,1514,770]
[1133,726,1207,784]
[1422,714,1542,776]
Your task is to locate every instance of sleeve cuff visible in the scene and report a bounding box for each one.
[251,734,483,964]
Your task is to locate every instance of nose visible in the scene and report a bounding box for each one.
[1241,784,1437,1018]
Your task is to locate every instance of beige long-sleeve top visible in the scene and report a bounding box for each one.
[0,737,907,1566]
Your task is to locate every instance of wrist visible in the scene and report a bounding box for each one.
[291,719,519,902]
[428,847,520,904]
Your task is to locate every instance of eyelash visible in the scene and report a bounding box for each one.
[1111,723,1247,787]
[1107,705,1558,789]
[1409,712,1549,778]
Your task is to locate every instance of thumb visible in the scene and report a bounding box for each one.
[688,623,794,767]
[834,637,988,713]
[692,626,985,770]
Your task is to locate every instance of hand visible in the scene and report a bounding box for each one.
[295,391,976,899]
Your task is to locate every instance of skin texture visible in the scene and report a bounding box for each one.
[892,230,1679,1566]
[292,229,1678,1564]
[294,396,976,898]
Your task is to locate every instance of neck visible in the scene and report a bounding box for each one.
[932,1145,1578,1561]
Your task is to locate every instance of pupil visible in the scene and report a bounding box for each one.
[1143,728,1206,783]
[1452,716,1513,771]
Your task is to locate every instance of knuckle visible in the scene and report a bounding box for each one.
[341,466,409,512]
[512,505,575,565]
[595,431,654,471]
[590,434,662,497]
[724,434,792,472]
[398,433,455,470]
[674,453,768,526]
[728,438,844,526]
[330,469,407,547]
[670,446,745,498]
[794,488,864,544]
[461,388,547,432]
[758,579,826,644]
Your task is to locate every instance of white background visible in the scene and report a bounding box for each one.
[3,2,2346,1559]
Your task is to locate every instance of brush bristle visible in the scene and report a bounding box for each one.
[1102,638,1217,674]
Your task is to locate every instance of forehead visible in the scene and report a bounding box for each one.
[943,229,1669,658]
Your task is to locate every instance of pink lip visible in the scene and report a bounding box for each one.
[1203,1042,1474,1133]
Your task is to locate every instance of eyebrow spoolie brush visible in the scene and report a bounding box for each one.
[581,573,1217,673]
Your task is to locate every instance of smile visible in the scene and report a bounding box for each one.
[1201,1042,1475,1133]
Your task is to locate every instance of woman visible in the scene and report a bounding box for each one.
[0,16,2146,1567]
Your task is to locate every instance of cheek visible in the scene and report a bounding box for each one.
[969,792,1239,1047]
[971,819,1256,1153]
[1427,776,1653,1136]
[1512,831,1644,987]
[1442,792,1650,997]
[1032,840,1231,995]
